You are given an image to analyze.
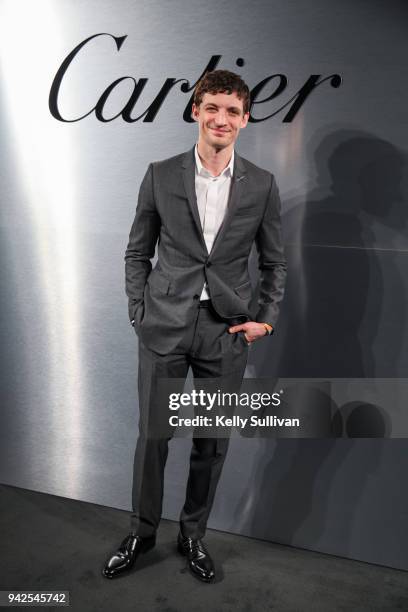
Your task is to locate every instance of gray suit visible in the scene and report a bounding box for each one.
[125,145,287,355]
[124,145,287,539]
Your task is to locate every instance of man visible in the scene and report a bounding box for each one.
[102,70,287,582]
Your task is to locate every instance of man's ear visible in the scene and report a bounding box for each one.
[191,103,199,122]
[241,111,250,128]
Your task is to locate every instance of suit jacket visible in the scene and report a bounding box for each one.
[124,145,287,355]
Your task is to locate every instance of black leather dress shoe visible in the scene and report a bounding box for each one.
[177,533,215,582]
[102,533,156,579]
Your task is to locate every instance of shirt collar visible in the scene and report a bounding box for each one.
[195,144,234,179]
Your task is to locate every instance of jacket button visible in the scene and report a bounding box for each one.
[205,261,212,268]
[193,294,200,300]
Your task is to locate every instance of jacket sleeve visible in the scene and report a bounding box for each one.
[124,163,161,324]
[254,174,287,332]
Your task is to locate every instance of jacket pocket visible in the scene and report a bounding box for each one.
[234,280,252,299]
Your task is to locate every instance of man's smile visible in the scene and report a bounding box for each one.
[210,127,230,135]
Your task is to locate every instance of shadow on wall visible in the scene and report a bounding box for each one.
[230,128,407,556]
[231,389,392,556]
[248,125,408,378]
[232,436,386,557]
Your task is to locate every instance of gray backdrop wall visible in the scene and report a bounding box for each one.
[1,0,407,571]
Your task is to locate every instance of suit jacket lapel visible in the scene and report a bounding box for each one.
[210,152,247,257]
[182,146,208,254]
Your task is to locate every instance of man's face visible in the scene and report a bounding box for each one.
[192,91,249,150]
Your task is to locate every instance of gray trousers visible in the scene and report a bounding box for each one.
[130,300,248,539]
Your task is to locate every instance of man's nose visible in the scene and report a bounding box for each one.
[214,110,227,125]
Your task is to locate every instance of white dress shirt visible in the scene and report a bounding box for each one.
[194,144,234,300]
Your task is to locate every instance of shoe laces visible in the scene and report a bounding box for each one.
[185,538,207,558]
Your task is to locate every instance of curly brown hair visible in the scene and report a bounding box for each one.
[193,69,250,115]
